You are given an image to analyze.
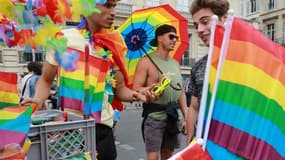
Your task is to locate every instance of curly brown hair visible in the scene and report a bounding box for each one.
[190,0,229,17]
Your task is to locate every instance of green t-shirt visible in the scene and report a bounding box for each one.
[147,53,183,120]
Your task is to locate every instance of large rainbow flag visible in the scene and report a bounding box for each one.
[58,47,110,122]
[0,106,32,159]
[204,17,285,159]
[0,71,19,108]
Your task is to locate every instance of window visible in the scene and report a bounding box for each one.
[266,23,275,41]
[23,45,33,62]
[180,50,190,66]
[24,51,33,62]
[177,0,190,12]
[0,50,2,63]
[145,0,160,7]
[19,46,45,63]
[283,22,285,45]
[240,0,247,17]
[179,34,191,67]
[267,0,275,10]
[35,46,45,61]
[250,0,257,13]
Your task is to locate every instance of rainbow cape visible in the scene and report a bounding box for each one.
[58,47,110,122]
[0,71,19,108]
[202,16,285,159]
[0,106,32,159]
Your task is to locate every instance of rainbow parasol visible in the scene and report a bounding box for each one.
[117,4,189,86]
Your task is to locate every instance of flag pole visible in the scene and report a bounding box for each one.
[195,15,219,140]
[84,45,90,120]
[202,10,235,149]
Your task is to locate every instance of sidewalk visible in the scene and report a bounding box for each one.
[123,102,143,110]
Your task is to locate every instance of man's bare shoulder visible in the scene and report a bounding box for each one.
[137,56,152,68]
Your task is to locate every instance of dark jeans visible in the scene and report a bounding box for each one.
[186,92,191,106]
[96,124,117,160]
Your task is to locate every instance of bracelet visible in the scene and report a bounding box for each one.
[132,90,140,101]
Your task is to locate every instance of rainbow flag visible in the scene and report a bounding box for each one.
[58,47,110,122]
[0,106,32,158]
[3,139,31,159]
[205,17,285,159]
[0,71,19,108]
[169,139,212,160]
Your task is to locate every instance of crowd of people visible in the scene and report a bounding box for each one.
[19,0,240,160]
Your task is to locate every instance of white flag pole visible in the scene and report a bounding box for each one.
[195,15,219,139]
[202,10,235,149]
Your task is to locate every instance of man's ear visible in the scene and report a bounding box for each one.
[220,13,228,24]
[157,36,162,44]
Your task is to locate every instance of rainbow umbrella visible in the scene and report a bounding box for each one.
[117,4,189,86]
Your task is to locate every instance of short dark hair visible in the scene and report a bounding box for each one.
[150,24,177,47]
[34,62,43,75]
[190,0,229,18]
[27,62,37,72]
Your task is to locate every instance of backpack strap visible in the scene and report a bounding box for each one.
[21,75,32,98]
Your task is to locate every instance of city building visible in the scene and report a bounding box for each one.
[1,0,285,78]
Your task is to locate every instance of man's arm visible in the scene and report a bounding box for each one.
[21,61,57,108]
[114,69,148,102]
[178,89,188,119]
[132,58,155,102]
[186,96,199,142]
[132,57,148,89]
[115,70,136,101]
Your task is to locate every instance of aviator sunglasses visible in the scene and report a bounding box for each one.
[168,34,179,40]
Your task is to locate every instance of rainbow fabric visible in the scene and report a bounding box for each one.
[169,139,212,160]
[206,18,285,159]
[0,71,19,108]
[0,106,32,159]
[58,47,110,122]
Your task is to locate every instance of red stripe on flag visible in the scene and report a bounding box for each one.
[209,120,283,160]
[230,18,285,64]
[0,72,17,85]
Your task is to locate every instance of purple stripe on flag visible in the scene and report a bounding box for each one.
[60,97,84,112]
[90,111,101,123]
[209,120,284,160]
[0,130,26,146]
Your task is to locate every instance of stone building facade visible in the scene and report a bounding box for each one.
[1,0,284,77]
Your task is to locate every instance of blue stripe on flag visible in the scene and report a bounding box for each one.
[213,100,285,157]
[207,140,243,160]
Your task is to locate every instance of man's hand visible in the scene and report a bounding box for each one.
[180,120,187,135]
[21,98,43,111]
[138,84,161,102]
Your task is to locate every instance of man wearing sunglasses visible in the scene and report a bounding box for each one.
[133,24,188,160]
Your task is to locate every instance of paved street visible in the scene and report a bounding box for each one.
[115,103,187,160]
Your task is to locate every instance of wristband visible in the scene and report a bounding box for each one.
[132,90,140,101]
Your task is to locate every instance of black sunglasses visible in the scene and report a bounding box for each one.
[168,34,179,40]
